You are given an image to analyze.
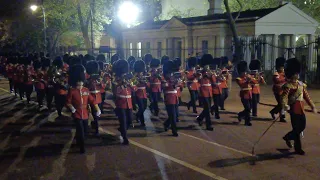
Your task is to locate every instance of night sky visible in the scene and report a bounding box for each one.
[0,0,32,18]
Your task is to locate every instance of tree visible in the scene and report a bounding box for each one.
[159,6,197,20]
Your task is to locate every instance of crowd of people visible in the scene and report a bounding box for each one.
[0,52,317,155]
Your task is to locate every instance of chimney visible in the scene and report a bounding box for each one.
[208,0,223,15]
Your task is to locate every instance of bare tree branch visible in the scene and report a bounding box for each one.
[235,0,243,21]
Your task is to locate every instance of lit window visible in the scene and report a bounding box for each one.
[129,43,133,56]
[137,42,142,58]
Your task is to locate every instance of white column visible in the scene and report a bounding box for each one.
[290,35,296,58]
[216,36,225,57]
[264,35,273,71]
[245,36,251,63]
[272,34,279,72]
[308,34,315,71]
[284,35,291,59]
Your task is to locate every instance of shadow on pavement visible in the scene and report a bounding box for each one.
[259,102,276,107]
[208,149,295,168]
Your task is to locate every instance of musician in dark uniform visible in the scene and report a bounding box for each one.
[114,59,133,145]
[149,58,162,116]
[85,61,102,136]
[196,54,214,131]
[162,60,179,136]
[236,61,252,126]
[249,59,266,117]
[281,58,317,155]
[67,64,101,154]
[133,60,148,127]
[186,57,200,114]
[270,57,287,122]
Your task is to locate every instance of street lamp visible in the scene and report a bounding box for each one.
[30,4,47,53]
[118,1,140,28]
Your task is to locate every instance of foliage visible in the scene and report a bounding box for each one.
[159,6,197,20]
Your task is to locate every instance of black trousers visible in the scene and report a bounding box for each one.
[8,78,13,92]
[46,87,55,110]
[188,90,198,112]
[252,94,260,116]
[211,94,220,118]
[118,108,133,140]
[24,84,34,103]
[151,92,161,115]
[55,94,66,116]
[136,98,147,124]
[198,97,212,128]
[164,104,178,134]
[220,88,229,109]
[100,92,106,113]
[284,113,306,151]
[75,119,88,153]
[270,94,283,115]
[131,92,137,111]
[239,98,252,124]
[90,104,100,134]
[37,89,46,107]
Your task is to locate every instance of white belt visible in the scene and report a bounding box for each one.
[201,84,211,87]
[118,95,131,98]
[214,83,221,85]
[137,87,146,90]
[165,90,177,94]
[90,90,100,94]
[151,83,161,85]
[188,80,198,83]
[254,84,260,86]
[241,88,252,91]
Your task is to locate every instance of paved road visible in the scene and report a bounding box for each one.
[0,78,319,180]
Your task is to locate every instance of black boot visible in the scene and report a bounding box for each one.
[283,136,293,148]
[196,116,202,126]
[280,115,286,122]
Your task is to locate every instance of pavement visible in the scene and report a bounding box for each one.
[0,78,319,180]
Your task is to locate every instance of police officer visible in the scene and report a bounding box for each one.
[236,61,252,126]
[270,57,287,122]
[67,64,101,154]
[281,58,317,155]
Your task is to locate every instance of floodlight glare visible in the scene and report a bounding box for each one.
[118,1,139,25]
[30,5,38,12]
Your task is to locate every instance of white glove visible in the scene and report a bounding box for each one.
[70,107,76,114]
[96,110,101,117]
[285,105,290,111]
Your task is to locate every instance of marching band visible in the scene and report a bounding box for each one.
[0,52,317,155]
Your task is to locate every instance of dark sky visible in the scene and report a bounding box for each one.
[0,0,33,18]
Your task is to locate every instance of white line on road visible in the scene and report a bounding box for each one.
[99,128,228,180]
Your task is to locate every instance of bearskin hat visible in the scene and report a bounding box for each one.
[285,58,301,79]
[42,58,51,69]
[111,54,119,64]
[212,58,221,68]
[187,57,197,68]
[115,59,129,77]
[249,59,261,71]
[98,61,105,72]
[70,56,82,66]
[174,57,181,67]
[69,64,86,87]
[63,54,69,64]
[200,54,214,67]
[161,55,169,65]
[144,53,153,65]
[86,61,100,75]
[276,57,286,69]
[129,59,136,71]
[84,54,95,61]
[237,61,248,74]
[53,56,63,68]
[163,60,175,76]
[150,58,160,68]
[96,54,106,62]
[33,60,42,70]
[134,60,146,73]
[24,56,32,66]
[128,56,136,64]
[221,56,229,67]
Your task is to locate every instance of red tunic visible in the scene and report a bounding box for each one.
[67,87,96,119]
[6,64,14,79]
[136,83,147,99]
[24,65,35,85]
[163,81,179,105]
[115,86,133,109]
[150,71,162,93]
[251,76,266,94]
[86,78,102,104]
[211,75,222,95]
[273,72,286,95]
[236,76,252,100]
[199,77,212,98]
[34,70,47,90]
[186,70,199,91]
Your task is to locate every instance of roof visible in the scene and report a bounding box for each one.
[131,5,283,30]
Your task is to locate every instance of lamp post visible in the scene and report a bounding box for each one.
[30,2,47,53]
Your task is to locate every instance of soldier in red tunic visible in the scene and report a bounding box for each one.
[249,60,266,117]
[53,57,68,116]
[196,54,214,131]
[210,63,222,120]
[281,58,317,155]
[114,59,132,145]
[23,55,35,104]
[162,60,179,136]
[33,59,48,111]
[270,57,287,122]
[219,57,230,110]
[67,64,100,153]
[5,57,15,93]
[133,60,148,127]
[98,61,107,114]
[86,61,102,136]
[149,58,162,116]
[186,57,200,113]
[236,61,252,126]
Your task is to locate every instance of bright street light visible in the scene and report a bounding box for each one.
[118,1,139,27]
[30,5,38,12]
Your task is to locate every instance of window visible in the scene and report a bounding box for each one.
[137,42,142,58]
[202,40,208,54]
[146,42,151,53]
[157,42,162,58]
[129,43,133,56]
